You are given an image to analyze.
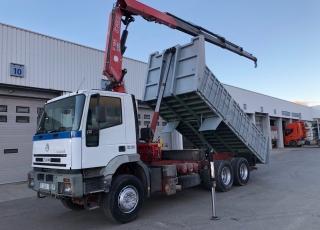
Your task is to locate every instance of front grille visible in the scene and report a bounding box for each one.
[35,158,61,163]
[46,174,54,182]
[37,173,53,182]
[33,163,67,167]
[34,154,67,157]
[37,174,44,181]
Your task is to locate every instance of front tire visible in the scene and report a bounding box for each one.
[61,199,84,211]
[103,175,144,224]
[214,160,233,192]
[289,140,297,147]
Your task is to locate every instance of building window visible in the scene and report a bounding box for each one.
[4,149,18,154]
[144,121,150,126]
[144,114,150,119]
[162,122,167,126]
[0,105,7,112]
[243,104,247,110]
[138,121,141,125]
[16,116,29,123]
[260,107,263,113]
[274,109,276,114]
[0,115,7,122]
[138,114,141,119]
[16,106,29,113]
[157,122,159,126]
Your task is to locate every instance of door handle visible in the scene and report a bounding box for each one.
[119,146,125,152]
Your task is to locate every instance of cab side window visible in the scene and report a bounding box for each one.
[285,129,293,136]
[86,95,122,147]
[99,96,122,129]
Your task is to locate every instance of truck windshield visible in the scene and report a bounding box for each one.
[36,95,85,134]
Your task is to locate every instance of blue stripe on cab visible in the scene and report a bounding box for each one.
[33,131,82,141]
[71,131,82,138]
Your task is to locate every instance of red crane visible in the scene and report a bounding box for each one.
[103,0,258,136]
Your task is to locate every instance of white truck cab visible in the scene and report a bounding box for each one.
[28,90,149,222]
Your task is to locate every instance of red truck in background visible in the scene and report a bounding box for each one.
[271,121,307,148]
[284,121,306,147]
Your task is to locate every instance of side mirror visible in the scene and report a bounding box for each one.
[95,106,107,123]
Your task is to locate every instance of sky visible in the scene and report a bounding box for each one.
[0,0,319,106]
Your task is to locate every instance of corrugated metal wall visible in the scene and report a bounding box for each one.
[0,23,147,100]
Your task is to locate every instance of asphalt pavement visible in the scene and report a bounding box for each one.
[0,146,319,230]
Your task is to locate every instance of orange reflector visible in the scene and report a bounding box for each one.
[63,178,70,183]
[28,173,31,178]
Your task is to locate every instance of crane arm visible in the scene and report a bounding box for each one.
[103,0,258,93]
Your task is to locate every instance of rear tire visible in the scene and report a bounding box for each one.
[225,157,235,164]
[61,199,84,211]
[289,140,297,147]
[214,160,233,192]
[232,157,250,186]
[103,175,144,224]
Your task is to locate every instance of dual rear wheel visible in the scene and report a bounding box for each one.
[204,157,250,192]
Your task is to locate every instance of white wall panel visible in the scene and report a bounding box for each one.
[1,22,318,116]
[0,23,147,99]
[312,106,320,118]
[223,84,314,121]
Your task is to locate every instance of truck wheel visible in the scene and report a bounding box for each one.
[232,157,250,186]
[214,160,233,192]
[225,157,235,164]
[61,199,84,211]
[289,140,297,147]
[103,175,144,224]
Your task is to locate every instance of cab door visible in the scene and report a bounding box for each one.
[81,94,127,168]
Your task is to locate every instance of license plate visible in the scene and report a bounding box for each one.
[40,183,50,190]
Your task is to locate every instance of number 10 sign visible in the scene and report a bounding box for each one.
[10,63,25,77]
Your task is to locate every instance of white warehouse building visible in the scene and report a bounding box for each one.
[0,22,319,184]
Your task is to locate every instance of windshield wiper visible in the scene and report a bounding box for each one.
[48,127,67,133]
[35,130,46,135]
[35,127,48,135]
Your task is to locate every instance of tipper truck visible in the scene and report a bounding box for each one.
[27,0,269,224]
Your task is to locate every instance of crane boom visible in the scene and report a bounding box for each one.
[103,0,258,90]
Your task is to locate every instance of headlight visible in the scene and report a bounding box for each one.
[28,178,35,187]
[59,182,72,194]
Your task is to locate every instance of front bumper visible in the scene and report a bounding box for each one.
[28,171,83,198]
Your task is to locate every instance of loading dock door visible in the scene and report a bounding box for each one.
[0,97,47,184]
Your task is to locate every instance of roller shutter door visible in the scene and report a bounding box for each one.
[0,97,47,184]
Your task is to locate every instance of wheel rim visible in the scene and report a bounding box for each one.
[118,186,139,213]
[290,141,296,147]
[239,163,248,180]
[221,167,231,185]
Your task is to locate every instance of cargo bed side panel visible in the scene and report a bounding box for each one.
[143,35,269,164]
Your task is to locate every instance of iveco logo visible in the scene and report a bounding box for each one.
[43,157,51,162]
[45,143,49,152]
